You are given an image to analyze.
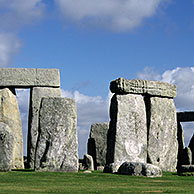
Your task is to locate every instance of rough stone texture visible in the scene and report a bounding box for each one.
[87,122,109,170]
[177,122,185,169]
[147,97,178,172]
[83,154,94,171]
[188,134,194,164]
[0,122,14,171]
[110,78,176,98]
[117,162,162,177]
[105,94,147,173]
[35,97,78,172]
[181,147,192,165]
[0,88,24,169]
[0,68,60,87]
[177,111,194,122]
[28,87,61,169]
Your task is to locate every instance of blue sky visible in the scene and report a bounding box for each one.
[2,0,194,157]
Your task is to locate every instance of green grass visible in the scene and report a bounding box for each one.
[0,170,194,194]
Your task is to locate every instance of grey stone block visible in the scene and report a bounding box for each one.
[87,122,109,170]
[0,88,24,169]
[147,97,178,172]
[83,154,94,171]
[27,87,61,169]
[110,78,176,98]
[0,122,14,171]
[105,94,147,173]
[117,162,162,177]
[0,68,60,87]
[35,97,78,172]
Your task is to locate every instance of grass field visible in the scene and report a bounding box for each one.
[0,170,194,194]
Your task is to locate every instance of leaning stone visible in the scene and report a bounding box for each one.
[35,97,78,172]
[83,154,94,171]
[147,97,178,172]
[105,94,147,173]
[0,88,24,169]
[87,122,109,170]
[0,68,60,87]
[189,134,194,164]
[28,87,61,169]
[0,122,14,171]
[110,78,176,98]
[117,162,162,177]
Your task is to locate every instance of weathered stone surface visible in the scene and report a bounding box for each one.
[28,87,61,169]
[177,111,194,122]
[87,122,109,170]
[110,78,176,98]
[181,147,192,165]
[0,88,24,169]
[188,134,194,164]
[0,122,14,171]
[83,154,94,171]
[117,162,162,177]
[105,94,147,173]
[147,97,178,172]
[35,97,78,172]
[0,68,60,87]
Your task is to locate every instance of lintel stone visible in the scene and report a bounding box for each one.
[177,111,194,122]
[0,68,60,87]
[110,78,176,98]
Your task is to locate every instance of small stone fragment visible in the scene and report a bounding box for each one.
[83,154,94,171]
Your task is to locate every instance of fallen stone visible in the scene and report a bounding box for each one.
[35,97,78,172]
[0,122,14,171]
[28,87,61,169]
[83,170,92,173]
[189,134,194,164]
[147,97,178,172]
[87,122,109,170]
[105,94,147,173]
[0,88,24,169]
[110,78,176,98]
[117,162,162,177]
[0,68,60,87]
[83,154,94,171]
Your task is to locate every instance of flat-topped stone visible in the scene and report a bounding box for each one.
[110,78,176,98]
[0,68,60,87]
[177,112,194,122]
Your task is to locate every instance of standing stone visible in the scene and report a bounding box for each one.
[105,94,147,173]
[88,122,109,170]
[181,147,192,165]
[0,122,14,171]
[147,97,178,172]
[188,134,194,164]
[35,97,78,172]
[0,88,24,169]
[83,154,94,171]
[28,87,61,169]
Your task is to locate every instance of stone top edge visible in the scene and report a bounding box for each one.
[110,77,177,98]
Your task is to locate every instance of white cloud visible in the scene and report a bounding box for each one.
[137,67,194,146]
[0,0,45,66]
[55,0,169,31]
[62,90,111,157]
